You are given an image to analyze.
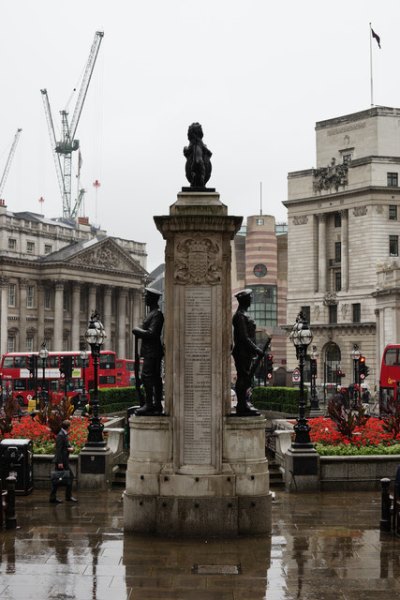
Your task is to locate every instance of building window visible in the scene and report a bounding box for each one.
[301,306,311,323]
[44,288,52,310]
[247,285,277,328]
[387,172,398,187]
[26,336,34,352]
[256,218,264,225]
[26,241,35,254]
[352,303,361,323]
[389,235,399,256]
[389,205,398,220]
[8,238,17,250]
[7,336,15,353]
[63,289,70,311]
[335,271,341,292]
[253,263,267,278]
[8,284,16,307]
[26,285,35,308]
[44,244,52,254]
[342,152,352,165]
[328,304,337,324]
[334,212,342,228]
[335,241,341,263]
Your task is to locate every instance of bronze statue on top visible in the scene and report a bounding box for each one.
[183,122,212,189]
[232,289,264,416]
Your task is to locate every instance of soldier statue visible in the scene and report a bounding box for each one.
[132,287,164,416]
[232,289,264,416]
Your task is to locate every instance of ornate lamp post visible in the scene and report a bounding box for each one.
[289,312,314,448]
[310,345,319,411]
[84,312,106,447]
[351,344,361,407]
[38,341,49,413]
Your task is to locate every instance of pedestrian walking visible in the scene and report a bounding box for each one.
[49,419,77,504]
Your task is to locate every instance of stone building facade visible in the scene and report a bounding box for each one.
[231,215,288,382]
[284,106,400,394]
[0,203,147,357]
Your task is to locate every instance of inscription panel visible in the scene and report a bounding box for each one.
[183,286,213,464]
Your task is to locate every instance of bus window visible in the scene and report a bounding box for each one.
[384,348,398,366]
[99,375,116,385]
[14,356,27,368]
[3,357,14,368]
[126,361,134,372]
[100,354,115,370]
[13,379,27,391]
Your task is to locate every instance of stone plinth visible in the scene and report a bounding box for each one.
[285,447,320,492]
[123,191,271,535]
[79,446,113,490]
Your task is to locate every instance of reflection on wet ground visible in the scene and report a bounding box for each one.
[0,488,399,599]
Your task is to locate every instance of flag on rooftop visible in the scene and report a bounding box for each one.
[371,27,381,49]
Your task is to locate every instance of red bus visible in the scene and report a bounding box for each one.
[116,358,136,387]
[379,344,400,414]
[0,350,117,407]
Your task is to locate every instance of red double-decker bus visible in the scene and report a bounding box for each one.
[116,358,136,387]
[379,344,400,414]
[0,350,117,407]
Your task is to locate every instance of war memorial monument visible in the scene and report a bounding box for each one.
[123,124,272,535]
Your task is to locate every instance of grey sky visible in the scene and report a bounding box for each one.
[0,1,397,270]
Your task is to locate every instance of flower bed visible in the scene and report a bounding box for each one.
[310,416,400,456]
[0,416,90,454]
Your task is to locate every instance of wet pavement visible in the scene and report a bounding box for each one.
[1,488,400,599]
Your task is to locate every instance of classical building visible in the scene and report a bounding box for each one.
[0,202,147,357]
[284,106,400,394]
[231,215,288,383]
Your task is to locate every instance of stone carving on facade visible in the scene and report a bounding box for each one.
[292,215,308,225]
[313,304,320,319]
[313,157,348,192]
[72,242,130,271]
[376,205,383,214]
[353,206,368,217]
[175,235,221,285]
[323,292,337,306]
[341,303,349,319]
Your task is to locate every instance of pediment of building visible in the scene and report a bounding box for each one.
[68,238,145,276]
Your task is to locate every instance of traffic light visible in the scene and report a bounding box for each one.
[266,354,274,380]
[359,356,369,380]
[59,356,73,378]
[27,354,37,377]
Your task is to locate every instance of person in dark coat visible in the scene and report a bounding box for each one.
[132,287,164,415]
[49,419,77,503]
[232,289,264,416]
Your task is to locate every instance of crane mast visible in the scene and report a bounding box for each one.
[41,31,104,221]
[0,128,22,200]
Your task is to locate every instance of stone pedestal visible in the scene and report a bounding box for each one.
[123,191,272,535]
[79,447,113,490]
[285,447,320,492]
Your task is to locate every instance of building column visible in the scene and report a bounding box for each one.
[71,283,81,350]
[37,283,45,344]
[117,288,128,358]
[318,214,327,293]
[54,281,64,351]
[341,209,349,291]
[103,286,113,342]
[19,279,28,352]
[88,285,97,317]
[132,289,143,358]
[0,277,9,356]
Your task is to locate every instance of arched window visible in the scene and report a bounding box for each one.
[325,342,341,383]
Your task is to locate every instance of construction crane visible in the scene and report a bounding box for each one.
[41,31,104,221]
[0,128,22,201]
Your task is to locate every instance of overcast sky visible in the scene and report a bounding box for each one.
[1,1,398,271]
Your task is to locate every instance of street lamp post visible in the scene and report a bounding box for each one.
[84,312,106,447]
[79,350,88,410]
[38,341,49,414]
[289,312,314,448]
[351,344,361,408]
[310,345,319,411]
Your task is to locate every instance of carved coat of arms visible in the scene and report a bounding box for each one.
[175,236,221,284]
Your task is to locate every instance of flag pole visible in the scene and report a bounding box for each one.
[369,22,374,106]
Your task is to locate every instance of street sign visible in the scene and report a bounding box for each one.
[292,368,300,383]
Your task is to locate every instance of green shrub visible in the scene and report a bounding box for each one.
[315,443,400,456]
[251,386,307,414]
[91,387,139,414]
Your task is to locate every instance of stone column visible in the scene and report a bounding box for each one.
[71,283,81,349]
[54,281,64,351]
[19,279,28,351]
[0,277,9,355]
[103,286,113,341]
[88,285,97,316]
[37,283,45,344]
[117,288,127,358]
[131,289,142,358]
[318,214,327,293]
[341,209,349,291]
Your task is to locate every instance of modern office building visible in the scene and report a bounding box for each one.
[284,106,400,393]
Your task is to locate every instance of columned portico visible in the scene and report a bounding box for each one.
[117,288,128,358]
[54,281,64,350]
[103,286,113,339]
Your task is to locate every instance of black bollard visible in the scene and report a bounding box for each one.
[5,474,17,530]
[380,477,392,532]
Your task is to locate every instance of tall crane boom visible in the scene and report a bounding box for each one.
[41,31,104,221]
[0,128,22,200]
